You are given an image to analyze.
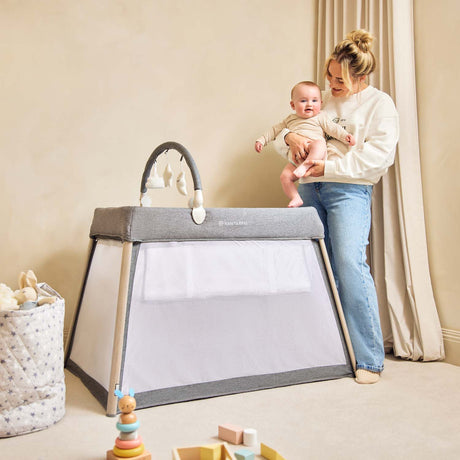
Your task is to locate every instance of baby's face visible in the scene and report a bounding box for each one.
[290,85,322,119]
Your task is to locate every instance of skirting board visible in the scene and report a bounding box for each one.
[442,328,460,366]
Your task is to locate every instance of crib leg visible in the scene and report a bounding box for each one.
[107,241,133,416]
[318,238,357,374]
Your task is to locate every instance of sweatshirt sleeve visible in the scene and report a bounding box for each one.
[257,120,288,146]
[324,98,399,181]
[271,128,291,159]
[318,113,351,144]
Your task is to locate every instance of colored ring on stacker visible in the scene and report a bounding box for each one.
[116,420,140,432]
[115,435,143,449]
[112,443,145,458]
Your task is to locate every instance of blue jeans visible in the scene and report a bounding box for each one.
[299,182,385,372]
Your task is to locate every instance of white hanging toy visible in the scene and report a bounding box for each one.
[146,162,165,189]
[163,162,173,187]
[176,156,188,196]
[140,194,152,207]
[139,142,206,224]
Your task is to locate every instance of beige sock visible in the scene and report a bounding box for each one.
[355,369,380,384]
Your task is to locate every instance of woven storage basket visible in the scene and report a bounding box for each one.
[0,298,65,437]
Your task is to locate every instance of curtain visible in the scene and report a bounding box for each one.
[316,0,444,361]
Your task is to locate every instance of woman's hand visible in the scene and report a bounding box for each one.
[303,160,325,177]
[285,132,310,163]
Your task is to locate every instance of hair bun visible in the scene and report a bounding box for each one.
[346,29,374,52]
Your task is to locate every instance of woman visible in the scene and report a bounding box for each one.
[275,30,399,384]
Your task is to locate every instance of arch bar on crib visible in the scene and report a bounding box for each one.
[139,142,206,224]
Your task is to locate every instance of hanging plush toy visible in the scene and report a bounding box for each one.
[146,162,165,189]
[176,157,188,196]
[163,163,173,187]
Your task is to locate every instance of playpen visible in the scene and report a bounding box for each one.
[66,142,355,416]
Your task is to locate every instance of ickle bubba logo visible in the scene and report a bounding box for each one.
[218,220,249,227]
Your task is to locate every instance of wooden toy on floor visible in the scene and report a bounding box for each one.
[106,389,152,460]
[200,443,221,460]
[218,424,244,445]
[260,442,286,460]
[172,442,236,460]
[242,428,257,447]
[234,448,255,460]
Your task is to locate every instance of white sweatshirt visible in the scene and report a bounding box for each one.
[274,86,399,185]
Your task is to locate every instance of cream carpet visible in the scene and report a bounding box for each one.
[2,356,460,460]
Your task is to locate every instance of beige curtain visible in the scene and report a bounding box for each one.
[316,0,444,361]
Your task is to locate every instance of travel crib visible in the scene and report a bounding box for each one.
[66,142,355,416]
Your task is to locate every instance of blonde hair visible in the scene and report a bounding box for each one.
[325,29,376,92]
[291,80,321,99]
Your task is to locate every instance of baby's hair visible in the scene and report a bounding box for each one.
[291,80,321,99]
[325,29,376,92]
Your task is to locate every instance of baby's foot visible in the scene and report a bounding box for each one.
[293,164,308,178]
[288,196,303,208]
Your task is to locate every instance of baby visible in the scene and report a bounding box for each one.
[255,81,355,207]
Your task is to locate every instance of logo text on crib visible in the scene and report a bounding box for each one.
[218,220,248,226]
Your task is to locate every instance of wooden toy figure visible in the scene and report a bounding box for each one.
[106,389,152,460]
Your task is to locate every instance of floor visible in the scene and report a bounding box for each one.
[2,356,460,460]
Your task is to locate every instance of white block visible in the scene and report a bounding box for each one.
[243,428,257,446]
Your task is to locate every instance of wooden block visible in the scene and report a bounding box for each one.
[219,443,236,460]
[106,449,152,460]
[200,443,221,460]
[172,446,201,460]
[260,443,285,460]
[172,443,236,460]
[234,448,255,460]
[242,428,257,447]
[218,423,244,445]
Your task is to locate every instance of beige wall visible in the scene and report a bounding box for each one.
[1,1,458,364]
[0,1,316,336]
[414,0,460,364]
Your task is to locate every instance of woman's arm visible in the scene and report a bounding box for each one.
[284,132,311,158]
[323,113,399,181]
[272,129,311,162]
[305,94,399,181]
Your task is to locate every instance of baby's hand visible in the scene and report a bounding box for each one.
[346,134,356,146]
[255,141,264,153]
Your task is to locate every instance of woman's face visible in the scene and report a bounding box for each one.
[327,59,365,97]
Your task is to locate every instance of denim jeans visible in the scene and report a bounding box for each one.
[299,182,385,372]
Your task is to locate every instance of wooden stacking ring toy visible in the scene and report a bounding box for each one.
[112,444,145,458]
[115,435,143,450]
[116,420,140,432]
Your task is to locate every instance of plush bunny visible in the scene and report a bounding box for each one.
[15,270,57,306]
[13,286,37,304]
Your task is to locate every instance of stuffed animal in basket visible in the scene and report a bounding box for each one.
[0,270,57,311]
[14,270,57,308]
[0,283,19,311]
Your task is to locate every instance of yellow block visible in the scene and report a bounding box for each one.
[200,443,221,460]
[260,443,286,460]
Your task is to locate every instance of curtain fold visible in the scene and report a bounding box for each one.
[316,0,444,361]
